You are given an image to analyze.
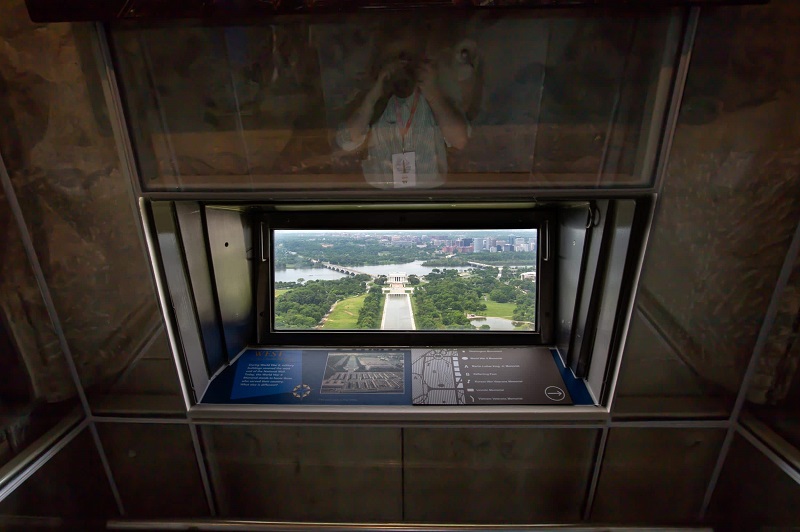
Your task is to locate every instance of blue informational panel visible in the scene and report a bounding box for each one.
[202,346,588,406]
[203,348,412,405]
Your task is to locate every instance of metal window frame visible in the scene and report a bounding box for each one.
[256,206,556,347]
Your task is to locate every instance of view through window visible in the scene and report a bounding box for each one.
[273,229,538,331]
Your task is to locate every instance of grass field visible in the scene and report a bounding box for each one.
[274,289,290,299]
[322,294,367,330]
[481,299,516,320]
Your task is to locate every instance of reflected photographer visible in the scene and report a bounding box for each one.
[335,31,470,189]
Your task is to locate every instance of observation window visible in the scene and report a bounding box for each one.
[110,8,682,195]
[257,208,555,348]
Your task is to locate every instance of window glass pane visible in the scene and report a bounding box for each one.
[707,433,800,529]
[273,229,537,331]
[110,9,680,194]
[0,429,117,524]
[0,192,80,468]
[745,251,800,449]
[0,12,174,417]
[612,1,800,418]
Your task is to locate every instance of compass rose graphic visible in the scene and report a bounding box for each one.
[292,383,311,399]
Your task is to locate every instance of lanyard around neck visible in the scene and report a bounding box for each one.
[394,90,421,150]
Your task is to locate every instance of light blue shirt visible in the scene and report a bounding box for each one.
[336,94,449,189]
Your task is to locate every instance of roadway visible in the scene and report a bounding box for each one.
[381,294,416,330]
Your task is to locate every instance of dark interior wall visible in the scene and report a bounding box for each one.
[614,0,800,419]
[0,0,799,528]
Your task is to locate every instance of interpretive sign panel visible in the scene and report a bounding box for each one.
[202,346,572,406]
[411,347,573,405]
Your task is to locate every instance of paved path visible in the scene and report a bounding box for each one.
[381,294,416,330]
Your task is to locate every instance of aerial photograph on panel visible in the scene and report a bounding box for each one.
[320,352,405,394]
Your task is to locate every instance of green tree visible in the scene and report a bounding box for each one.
[489,285,516,303]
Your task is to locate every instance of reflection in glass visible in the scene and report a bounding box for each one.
[111,10,678,192]
[708,433,800,529]
[0,429,117,522]
[746,253,800,448]
[613,2,800,418]
[0,15,165,414]
[273,229,537,331]
[0,190,79,468]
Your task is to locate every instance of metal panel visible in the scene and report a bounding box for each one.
[0,428,117,520]
[96,423,209,518]
[201,425,402,521]
[569,200,611,376]
[174,202,227,373]
[205,208,254,360]
[555,205,590,360]
[591,427,725,523]
[403,428,598,523]
[587,201,635,400]
[152,202,209,402]
[707,433,800,529]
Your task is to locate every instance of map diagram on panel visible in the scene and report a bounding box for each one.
[412,347,574,405]
[412,348,466,405]
[320,352,405,394]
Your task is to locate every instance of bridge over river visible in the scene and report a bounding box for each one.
[320,262,375,278]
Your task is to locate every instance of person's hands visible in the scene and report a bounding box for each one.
[417,60,439,100]
[378,60,404,86]
[368,60,403,101]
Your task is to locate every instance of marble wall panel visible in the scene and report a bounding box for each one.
[0,1,171,413]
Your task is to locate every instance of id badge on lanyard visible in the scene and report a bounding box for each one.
[392,91,420,189]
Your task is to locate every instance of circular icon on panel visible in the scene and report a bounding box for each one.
[544,386,566,402]
[292,384,311,400]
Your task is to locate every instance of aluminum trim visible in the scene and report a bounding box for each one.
[735,421,800,486]
[151,202,212,400]
[582,426,608,520]
[106,521,714,531]
[652,7,700,194]
[90,24,145,211]
[88,420,126,516]
[738,412,800,477]
[0,413,85,500]
[602,194,658,411]
[187,404,609,424]
[139,188,657,202]
[189,423,217,516]
[633,9,687,187]
[139,199,194,411]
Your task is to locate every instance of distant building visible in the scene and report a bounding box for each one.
[520,271,537,281]
[383,272,413,296]
[389,273,407,284]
